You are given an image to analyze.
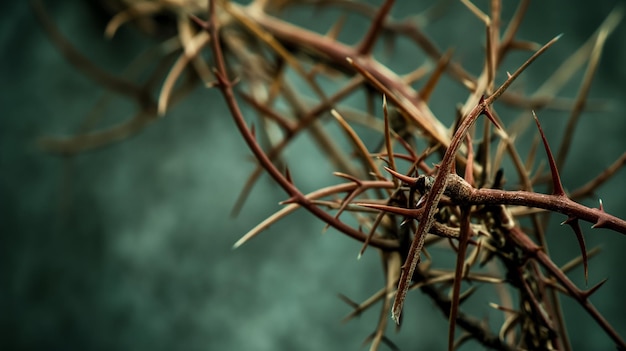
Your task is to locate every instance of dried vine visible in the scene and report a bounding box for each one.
[36,0,626,349]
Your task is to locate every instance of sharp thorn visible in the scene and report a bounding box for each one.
[415,195,427,208]
[582,278,608,299]
[279,196,298,205]
[356,203,422,218]
[561,216,577,225]
[592,217,609,229]
[333,171,363,186]
[482,106,502,130]
[337,293,359,308]
[532,111,567,196]
[564,217,589,284]
[384,166,418,186]
[598,198,605,212]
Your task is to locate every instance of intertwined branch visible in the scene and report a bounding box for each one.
[36,0,626,349]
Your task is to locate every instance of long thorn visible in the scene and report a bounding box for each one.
[532,111,566,196]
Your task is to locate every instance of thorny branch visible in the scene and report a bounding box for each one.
[37,0,626,350]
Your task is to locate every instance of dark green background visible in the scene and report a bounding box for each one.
[2,1,626,350]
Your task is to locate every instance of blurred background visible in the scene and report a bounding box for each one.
[2,0,626,350]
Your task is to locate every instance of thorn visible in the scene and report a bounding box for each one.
[489,302,517,313]
[356,203,422,218]
[419,49,453,102]
[333,172,363,186]
[463,134,475,186]
[358,243,368,260]
[560,216,577,225]
[581,278,608,299]
[415,195,427,208]
[320,223,330,234]
[563,217,589,284]
[592,200,609,228]
[325,14,346,40]
[211,68,228,86]
[598,198,605,212]
[356,0,395,55]
[337,293,359,309]
[328,189,364,235]
[384,166,418,186]
[382,94,398,185]
[481,104,502,130]
[375,155,391,166]
[380,336,401,351]
[532,111,567,196]
[279,196,298,205]
[592,217,609,229]
[370,171,385,180]
[458,286,477,304]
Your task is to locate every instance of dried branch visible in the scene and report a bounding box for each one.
[39,0,626,349]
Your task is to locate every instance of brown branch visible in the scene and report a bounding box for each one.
[356,0,395,55]
[448,207,472,351]
[204,0,398,251]
[232,3,451,148]
[508,227,626,348]
[467,187,626,234]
